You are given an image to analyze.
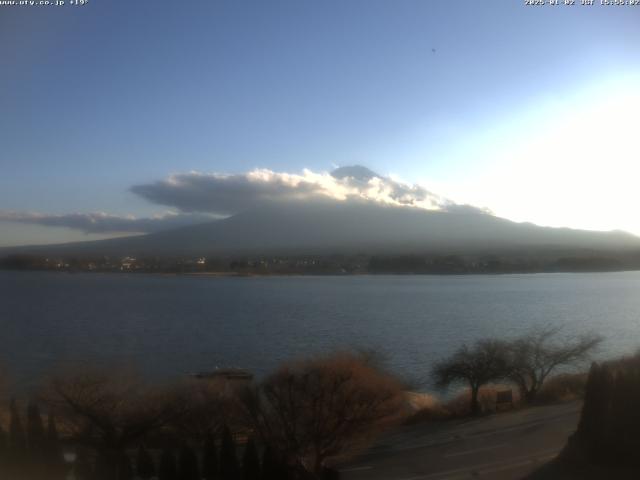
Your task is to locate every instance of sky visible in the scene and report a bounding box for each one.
[0,0,639,246]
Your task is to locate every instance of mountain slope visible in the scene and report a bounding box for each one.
[3,201,639,257]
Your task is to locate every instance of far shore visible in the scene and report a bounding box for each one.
[4,267,640,278]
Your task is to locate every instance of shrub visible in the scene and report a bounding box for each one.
[443,384,520,417]
[403,393,449,424]
[535,373,587,404]
[241,351,403,475]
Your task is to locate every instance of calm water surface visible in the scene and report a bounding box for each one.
[2,270,640,392]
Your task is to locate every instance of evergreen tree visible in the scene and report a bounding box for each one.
[220,426,240,480]
[202,432,219,480]
[158,448,178,480]
[117,454,134,480]
[45,411,66,478]
[46,411,60,450]
[606,367,640,465]
[178,444,200,480]
[242,438,260,480]
[260,446,288,480]
[94,449,117,480]
[260,446,276,480]
[575,362,611,462]
[74,449,95,480]
[9,399,27,450]
[23,404,47,480]
[136,446,156,480]
[0,424,7,475]
[321,466,341,480]
[566,354,640,469]
[9,398,27,470]
[27,402,46,458]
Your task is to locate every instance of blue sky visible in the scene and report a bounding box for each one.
[1,0,639,246]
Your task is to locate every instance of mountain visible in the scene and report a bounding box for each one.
[2,200,639,258]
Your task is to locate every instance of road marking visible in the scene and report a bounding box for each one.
[383,413,575,454]
[341,465,373,472]
[441,453,557,479]
[476,454,556,476]
[395,449,559,480]
[443,443,507,458]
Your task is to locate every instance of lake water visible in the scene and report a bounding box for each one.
[2,270,640,393]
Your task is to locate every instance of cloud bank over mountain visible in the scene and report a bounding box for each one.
[130,165,472,215]
[1,166,488,235]
[0,211,216,234]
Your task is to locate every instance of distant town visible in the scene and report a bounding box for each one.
[2,251,640,275]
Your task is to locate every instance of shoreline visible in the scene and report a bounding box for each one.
[3,267,640,278]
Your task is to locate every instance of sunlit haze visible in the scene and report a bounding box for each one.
[425,74,640,234]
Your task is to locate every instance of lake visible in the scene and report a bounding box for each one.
[1,270,640,393]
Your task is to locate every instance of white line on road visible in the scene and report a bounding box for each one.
[471,453,556,477]
[340,465,373,472]
[385,413,575,454]
[443,442,507,458]
[396,449,559,480]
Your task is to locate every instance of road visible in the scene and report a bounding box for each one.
[339,401,581,480]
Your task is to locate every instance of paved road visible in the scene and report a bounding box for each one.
[339,402,581,480]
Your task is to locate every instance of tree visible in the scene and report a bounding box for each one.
[241,351,402,476]
[27,402,46,458]
[506,327,602,403]
[564,354,640,468]
[9,398,27,467]
[94,448,117,480]
[45,411,67,480]
[136,446,156,480]
[45,369,187,480]
[321,466,341,480]
[45,369,185,456]
[178,444,200,480]
[242,437,261,480]
[24,403,48,480]
[73,448,94,480]
[220,426,240,480]
[158,448,178,480]
[118,453,134,480]
[432,339,509,415]
[0,424,7,475]
[167,380,232,444]
[606,367,635,461]
[260,445,288,480]
[202,433,219,480]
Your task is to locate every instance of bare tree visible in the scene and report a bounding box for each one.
[432,339,509,415]
[506,326,602,403]
[43,368,186,466]
[240,351,403,477]
[164,379,238,443]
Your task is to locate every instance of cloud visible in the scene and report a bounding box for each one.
[131,165,474,215]
[0,211,215,234]
[1,166,488,236]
